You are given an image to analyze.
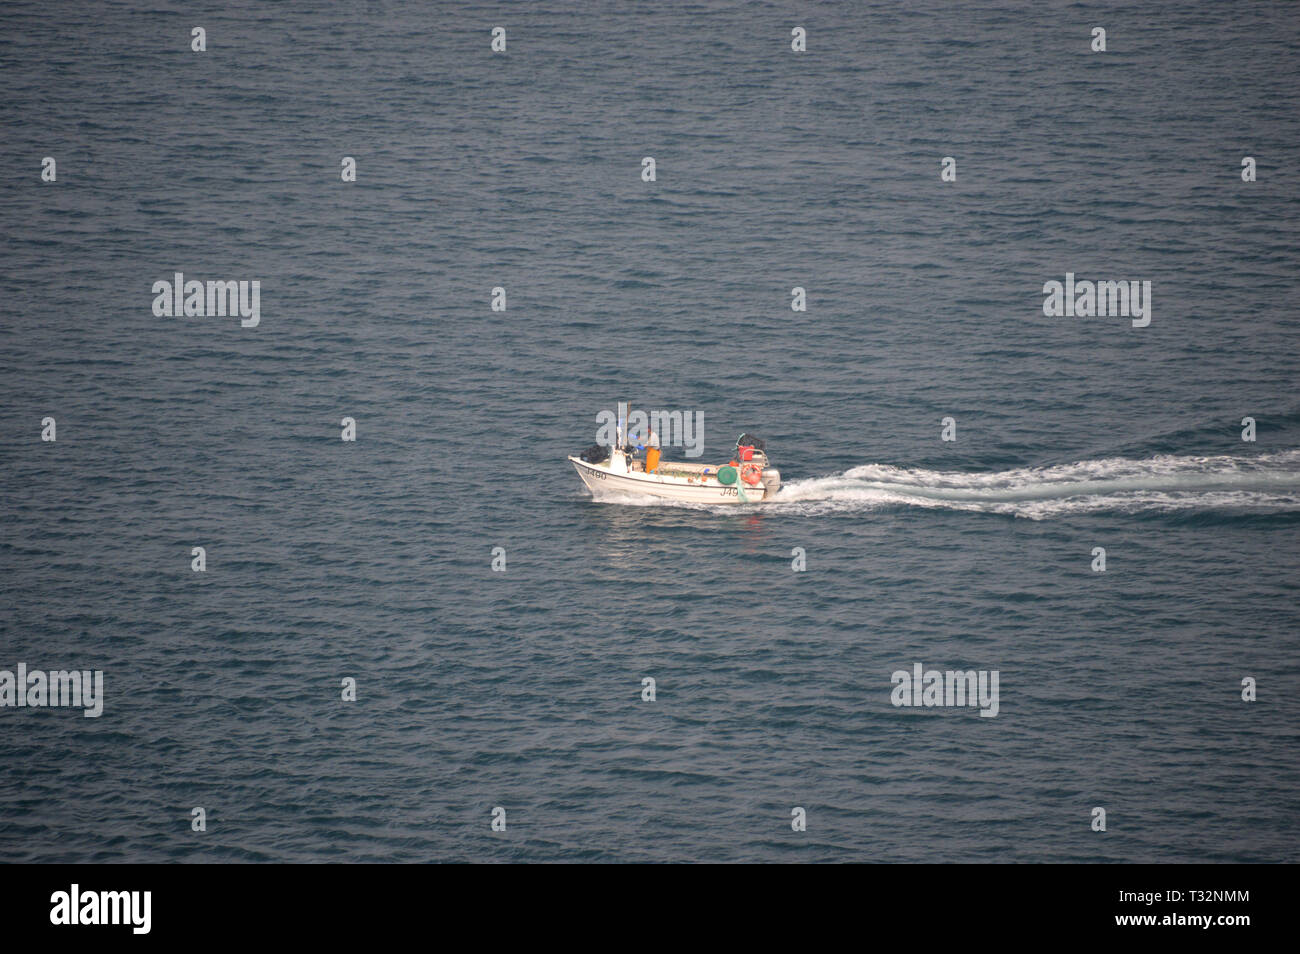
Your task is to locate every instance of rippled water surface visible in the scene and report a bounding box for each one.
[1,1,1298,862]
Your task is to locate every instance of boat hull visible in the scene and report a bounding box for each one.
[569,456,775,504]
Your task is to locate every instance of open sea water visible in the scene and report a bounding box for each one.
[1,1,1298,862]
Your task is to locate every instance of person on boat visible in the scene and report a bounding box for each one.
[645,426,661,472]
[633,425,661,472]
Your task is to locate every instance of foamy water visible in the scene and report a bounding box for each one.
[771,451,1300,518]
[596,452,1300,518]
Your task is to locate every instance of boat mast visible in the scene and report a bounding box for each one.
[612,400,630,474]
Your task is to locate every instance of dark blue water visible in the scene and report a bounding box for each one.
[2,1,1298,862]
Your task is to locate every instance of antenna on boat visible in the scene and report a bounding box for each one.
[611,400,630,475]
[616,401,629,449]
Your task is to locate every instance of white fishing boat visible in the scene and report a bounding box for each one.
[568,403,782,504]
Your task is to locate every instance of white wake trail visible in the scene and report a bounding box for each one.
[769,451,1300,519]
